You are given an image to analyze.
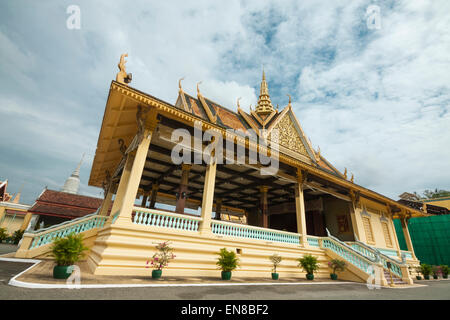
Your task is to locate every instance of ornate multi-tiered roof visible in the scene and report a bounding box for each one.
[254,70,275,116]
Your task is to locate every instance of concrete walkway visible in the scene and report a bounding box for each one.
[0,259,449,299]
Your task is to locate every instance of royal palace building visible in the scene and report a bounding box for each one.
[16,55,432,286]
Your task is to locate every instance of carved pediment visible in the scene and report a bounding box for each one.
[268,112,310,158]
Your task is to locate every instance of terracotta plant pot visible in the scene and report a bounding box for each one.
[221,271,232,280]
[271,273,279,280]
[306,273,314,280]
[330,273,338,280]
[53,265,74,279]
[152,270,162,279]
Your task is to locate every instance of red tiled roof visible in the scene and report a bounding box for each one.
[5,209,27,215]
[28,189,104,219]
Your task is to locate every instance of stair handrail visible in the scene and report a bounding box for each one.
[324,228,380,264]
[25,209,101,235]
[352,238,406,266]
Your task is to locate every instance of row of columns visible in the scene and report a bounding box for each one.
[102,115,310,244]
[97,109,414,257]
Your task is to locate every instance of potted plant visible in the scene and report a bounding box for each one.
[0,227,7,243]
[298,254,319,280]
[216,248,239,280]
[441,265,448,279]
[269,254,282,280]
[420,264,432,280]
[432,265,441,279]
[51,233,88,279]
[146,241,175,279]
[328,259,346,280]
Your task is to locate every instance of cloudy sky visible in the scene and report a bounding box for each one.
[0,0,449,205]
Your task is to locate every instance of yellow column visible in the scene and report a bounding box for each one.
[349,203,365,242]
[389,217,402,258]
[199,161,217,235]
[0,206,6,227]
[109,155,133,220]
[99,187,114,216]
[114,129,153,225]
[19,212,33,231]
[401,216,417,260]
[294,170,308,247]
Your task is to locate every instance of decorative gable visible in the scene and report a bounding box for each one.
[267,109,316,164]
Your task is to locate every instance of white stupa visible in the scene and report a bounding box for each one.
[61,154,84,194]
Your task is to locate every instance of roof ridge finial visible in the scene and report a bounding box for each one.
[178,77,185,91]
[197,81,202,96]
[287,94,292,106]
[237,97,241,109]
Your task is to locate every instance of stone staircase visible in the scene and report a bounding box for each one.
[383,269,407,285]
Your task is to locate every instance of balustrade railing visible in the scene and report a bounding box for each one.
[132,208,202,232]
[321,237,374,274]
[27,212,107,250]
[211,220,301,245]
[346,240,404,278]
[306,236,320,247]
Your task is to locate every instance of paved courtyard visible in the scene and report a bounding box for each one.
[0,258,449,300]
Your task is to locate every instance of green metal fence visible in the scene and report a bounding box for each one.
[394,215,450,265]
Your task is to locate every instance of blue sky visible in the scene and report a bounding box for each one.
[0,0,449,204]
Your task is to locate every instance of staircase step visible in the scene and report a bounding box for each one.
[384,271,406,284]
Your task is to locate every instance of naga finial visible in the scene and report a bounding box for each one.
[197,81,202,96]
[287,94,292,106]
[351,173,354,183]
[237,97,241,109]
[178,77,185,91]
[344,168,348,179]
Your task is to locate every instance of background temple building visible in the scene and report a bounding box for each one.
[15,57,434,286]
[0,180,31,234]
[25,155,107,231]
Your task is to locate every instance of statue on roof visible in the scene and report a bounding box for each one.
[116,53,132,85]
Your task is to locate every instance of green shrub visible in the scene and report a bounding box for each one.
[0,228,8,242]
[216,248,240,272]
[297,254,320,275]
[440,265,449,277]
[269,254,282,273]
[51,233,88,266]
[420,264,432,276]
[12,230,25,244]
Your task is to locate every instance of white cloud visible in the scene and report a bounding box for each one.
[0,0,449,203]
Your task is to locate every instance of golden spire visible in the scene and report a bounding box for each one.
[255,68,274,115]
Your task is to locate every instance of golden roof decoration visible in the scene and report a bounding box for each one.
[255,69,275,115]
